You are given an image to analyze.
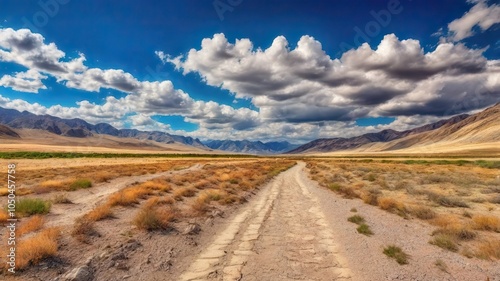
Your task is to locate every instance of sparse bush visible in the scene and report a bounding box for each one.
[430,234,458,252]
[69,178,92,191]
[350,208,357,212]
[356,223,373,236]
[383,245,409,265]
[427,192,469,208]
[434,259,448,272]
[348,215,365,224]
[108,187,152,206]
[489,195,500,204]
[134,206,175,231]
[462,211,473,218]
[472,215,500,232]
[328,183,342,192]
[173,187,197,201]
[17,215,45,236]
[361,189,381,206]
[38,180,66,190]
[16,227,61,269]
[72,218,99,243]
[15,198,51,217]
[475,239,500,260]
[84,204,113,221]
[408,206,436,220]
[378,197,404,211]
[432,227,476,241]
[52,194,72,204]
[366,173,376,182]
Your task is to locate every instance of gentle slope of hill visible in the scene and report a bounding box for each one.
[0,124,20,138]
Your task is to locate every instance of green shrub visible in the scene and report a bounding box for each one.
[69,179,92,191]
[429,234,458,252]
[383,245,409,265]
[15,198,51,217]
[356,223,373,236]
[347,215,365,224]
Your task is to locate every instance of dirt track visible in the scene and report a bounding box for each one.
[179,162,351,281]
[177,162,500,281]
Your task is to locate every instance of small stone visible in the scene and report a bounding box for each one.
[182,223,201,235]
[62,265,93,281]
[115,261,129,270]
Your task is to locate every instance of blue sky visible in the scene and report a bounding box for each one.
[0,0,499,142]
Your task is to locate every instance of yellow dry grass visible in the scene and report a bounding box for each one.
[15,227,61,270]
[17,215,45,237]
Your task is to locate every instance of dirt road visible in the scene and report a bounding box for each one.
[179,162,351,281]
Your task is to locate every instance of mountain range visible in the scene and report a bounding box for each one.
[288,103,500,154]
[0,107,205,148]
[204,140,299,154]
[0,104,498,155]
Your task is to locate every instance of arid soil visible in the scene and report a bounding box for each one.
[2,161,499,281]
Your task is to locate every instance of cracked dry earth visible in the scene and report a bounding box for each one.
[179,162,351,281]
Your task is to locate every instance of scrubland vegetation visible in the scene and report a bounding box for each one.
[307,159,500,260]
[73,160,295,239]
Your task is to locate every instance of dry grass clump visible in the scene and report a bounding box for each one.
[377,197,404,211]
[84,204,113,222]
[426,191,469,208]
[407,206,436,220]
[472,215,500,232]
[38,178,92,192]
[38,179,67,190]
[432,226,476,241]
[0,210,9,224]
[17,215,45,237]
[173,187,197,201]
[93,171,118,183]
[143,196,174,209]
[108,186,152,206]
[430,234,459,252]
[52,194,72,204]
[474,239,500,260]
[361,189,381,206]
[16,227,61,269]
[191,189,228,214]
[139,179,171,192]
[72,218,99,243]
[134,205,176,231]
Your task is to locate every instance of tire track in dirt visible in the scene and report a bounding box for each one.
[179,162,351,281]
[46,164,203,227]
